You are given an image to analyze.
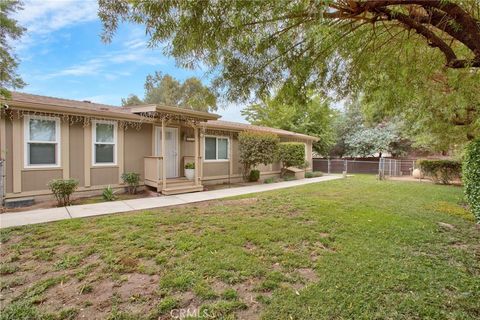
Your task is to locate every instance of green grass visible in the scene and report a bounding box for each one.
[0,176,478,319]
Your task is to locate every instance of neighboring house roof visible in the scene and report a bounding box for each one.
[3,92,318,141]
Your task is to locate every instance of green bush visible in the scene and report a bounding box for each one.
[417,159,462,185]
[263,177,276,184]
[305,171,323,178]
[102,185,118,201]
[47,179,79,206]
[463,139,480,222]
[185,162,195,169]
[248,169,260,182]
[121,172,140,194]
[278,142,305,169]
[239,131,279,181]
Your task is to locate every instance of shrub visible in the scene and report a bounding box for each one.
[239,131,279,181]
[463,139,480,222]
[185,162,195,169]
[417,159,462,185]
[248,169,260,182]
[305,171,323,178]
[102,185,118,201]
[121,172,140,194]
[278,142,305,169]
[47,179,79,206]
[263,177,276,184]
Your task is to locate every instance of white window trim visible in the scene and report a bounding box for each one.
[92,120,117,166]
[24,115,61,169]
[204,135,230,162]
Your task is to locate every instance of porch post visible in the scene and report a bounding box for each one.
[194,125,199,186]
[161,119,167,191]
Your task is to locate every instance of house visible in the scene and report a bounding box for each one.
[0,92,317,205]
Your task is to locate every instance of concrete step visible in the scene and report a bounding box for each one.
[161,185,203,195]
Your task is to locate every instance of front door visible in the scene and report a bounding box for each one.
[155,127,179,178]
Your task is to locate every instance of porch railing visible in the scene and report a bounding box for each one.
[144,156,163,186]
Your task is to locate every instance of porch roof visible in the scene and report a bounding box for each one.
[126,104,220,121]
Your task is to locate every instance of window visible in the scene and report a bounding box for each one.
[92,120,117,165]
[24,116,60,168]
[204,136,229,161]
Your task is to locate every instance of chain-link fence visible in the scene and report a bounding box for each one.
[313,158,416,176]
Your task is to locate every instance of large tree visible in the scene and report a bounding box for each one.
[0,0,25,100]
[122,71,217,112]
[242,90,336,155]
[99,0,480,147]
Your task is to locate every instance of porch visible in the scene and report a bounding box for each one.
[130,104,220,195]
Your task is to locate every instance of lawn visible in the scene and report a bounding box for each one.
[0,176,478,319]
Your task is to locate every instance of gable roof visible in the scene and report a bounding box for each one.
[3,92,318,141]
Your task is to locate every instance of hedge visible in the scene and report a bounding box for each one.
[417,159,462,185]
[278,142,305,168]
[239,131,279,180]
[463,139,480,222]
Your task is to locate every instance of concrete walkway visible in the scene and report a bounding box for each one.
[0,175,342,228]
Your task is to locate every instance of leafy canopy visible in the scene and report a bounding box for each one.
[99,0,480,150]
[242,90,336,155]
[121,71,217,112]
[0,0,25,99]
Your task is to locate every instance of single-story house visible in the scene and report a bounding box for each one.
[0,92,317,204]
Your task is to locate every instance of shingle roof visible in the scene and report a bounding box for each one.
[5,92,318,141]
[206,120,318,141]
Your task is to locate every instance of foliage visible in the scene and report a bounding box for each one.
[278,143,305,169]
[184,162,195,170]
[462,139,480,222]
[102,185,118,201]
[47,179,78,207]
[121,172,140,195]
[248,169,260,182]
[263,177,276,184]
[418,160,462,185]
[238,131,279,181]
[99,1,480,151]
[121,71,217,112]
[0,0,26,99]
[242,91,336,155]
[305,171,323,178]
[329,106,410,158]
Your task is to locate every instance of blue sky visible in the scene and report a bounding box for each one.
[13,0,246,122]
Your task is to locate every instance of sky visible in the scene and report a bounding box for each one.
[13,0,247,122]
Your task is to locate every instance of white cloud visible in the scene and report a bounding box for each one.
[16,0,98,34]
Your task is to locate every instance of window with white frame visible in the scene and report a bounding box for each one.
[204,136,229,161]
[24,116,60,167]
[92,120,117,165]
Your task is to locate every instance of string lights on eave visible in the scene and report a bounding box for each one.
[1,108,147,131]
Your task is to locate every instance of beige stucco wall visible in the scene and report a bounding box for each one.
[124,124,152,181]
[22,169,63,192]
[4,117,13,194]
[90,167,119,186]
[69,123,85,186]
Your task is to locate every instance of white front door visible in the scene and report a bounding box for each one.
[155,127,179,178]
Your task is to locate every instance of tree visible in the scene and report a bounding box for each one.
[242,90,336,155]
[238,131,279,180]
[0,0,25,100]
[121,94,143,107]
[99,0,480,149]
[121,71,217,112]
[329,104,410,158]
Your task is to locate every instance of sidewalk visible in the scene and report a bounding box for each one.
[0,175,342,228]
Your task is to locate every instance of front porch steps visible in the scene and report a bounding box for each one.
[162,185,204,195]
[158,177,204,195]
